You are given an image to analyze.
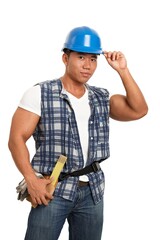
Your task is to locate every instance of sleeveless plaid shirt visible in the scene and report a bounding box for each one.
[32,79,110,204]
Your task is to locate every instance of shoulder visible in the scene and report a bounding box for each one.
[21,85,41,99]
[37,79,61,90]
[18,85,41,116]
[87,84,110,98]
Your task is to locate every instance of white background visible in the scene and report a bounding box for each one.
[0,0,160,239]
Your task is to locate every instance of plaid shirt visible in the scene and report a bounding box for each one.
[32,79,110,204]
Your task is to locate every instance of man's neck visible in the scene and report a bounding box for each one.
[60,77,86,98]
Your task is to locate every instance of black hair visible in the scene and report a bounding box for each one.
[63,48,73,56]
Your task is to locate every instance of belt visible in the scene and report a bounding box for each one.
[59,161,101,182]
[78,181,89,187]
[43,161,103,184]
[43,176,89,187]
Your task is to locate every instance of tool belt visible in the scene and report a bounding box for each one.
[16,161,101,202]
[58,161,101,182]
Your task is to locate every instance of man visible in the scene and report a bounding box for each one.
[8,26,148,240]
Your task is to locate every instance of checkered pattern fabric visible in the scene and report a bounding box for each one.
[31,79,110,204]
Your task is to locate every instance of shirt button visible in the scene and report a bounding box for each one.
[90,121,93,124]
[90,137,93,140]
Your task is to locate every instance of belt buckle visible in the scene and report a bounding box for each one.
[91,162,101,173]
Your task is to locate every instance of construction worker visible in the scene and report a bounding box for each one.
[8,26,148,240]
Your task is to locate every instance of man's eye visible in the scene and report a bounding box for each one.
[91,58,97,62]
[79,56,84,60]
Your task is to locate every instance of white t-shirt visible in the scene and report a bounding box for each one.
[19,85,41,116]
[19,85,90,181]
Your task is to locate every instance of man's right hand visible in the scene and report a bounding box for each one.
[26,176,53,207]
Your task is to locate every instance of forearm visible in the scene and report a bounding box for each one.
[105,51,148,120]
[8,138,36,181]
[117,67,148,114]
[8,139,53,206]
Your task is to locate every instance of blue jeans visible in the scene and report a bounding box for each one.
[25,185,103,240]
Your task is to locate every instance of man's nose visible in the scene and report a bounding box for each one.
[83,59,91,69]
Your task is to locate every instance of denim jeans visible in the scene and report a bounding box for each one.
[25,185,103,240]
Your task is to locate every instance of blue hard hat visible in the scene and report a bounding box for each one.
[62,26,103,54]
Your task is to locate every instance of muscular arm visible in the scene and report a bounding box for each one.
[110,68,148,121]
[8,107,53,205]
[104,51,148,121]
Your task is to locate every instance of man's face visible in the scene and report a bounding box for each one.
[64,51,98,84]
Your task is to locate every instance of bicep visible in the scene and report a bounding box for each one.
[9,107,40,142]
[109,94,137,121]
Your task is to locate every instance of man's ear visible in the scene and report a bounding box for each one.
[62,53,69,66]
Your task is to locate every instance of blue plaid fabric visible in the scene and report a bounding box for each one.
[32,79,110,204]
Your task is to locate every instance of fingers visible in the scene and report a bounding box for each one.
[29,178,54,206]
[39,179,54,205]
[40,192,53,206]
[103,51,124,61]
[31,192,53,206]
